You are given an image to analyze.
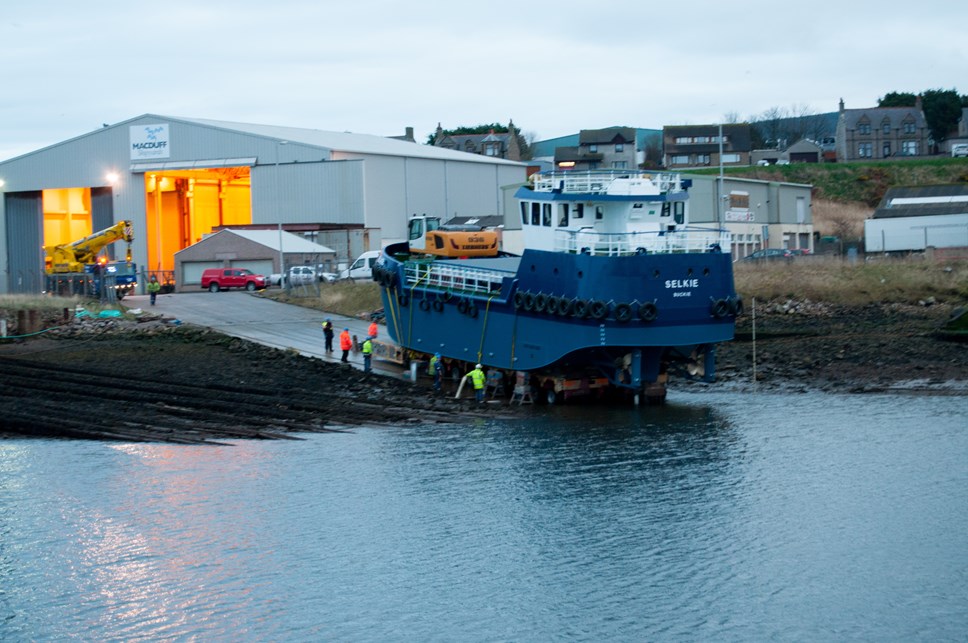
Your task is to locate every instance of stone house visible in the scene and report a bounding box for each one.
[553,127,637,171]
[433,121,522,161]
[835,98,930,161]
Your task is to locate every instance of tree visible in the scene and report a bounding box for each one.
[641,133,662,168]
[921,89,965,143]
[877,92,917,107]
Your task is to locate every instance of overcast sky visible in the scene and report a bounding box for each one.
[2,0,966,160]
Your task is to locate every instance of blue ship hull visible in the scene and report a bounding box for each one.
[376,242,739,388]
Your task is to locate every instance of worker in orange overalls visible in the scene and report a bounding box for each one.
[340,328,352,363]
[368,321,378,339]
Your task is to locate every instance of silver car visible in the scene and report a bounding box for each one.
[286,265,317,286]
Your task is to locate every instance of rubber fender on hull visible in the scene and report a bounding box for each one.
[639,301,658,322]
[513,290,526,310]
[572,299,589,318]
[433,299,444,313]
[466,303,478,318]
[614,302,633,322]
[545,296,559,315]
[728,295,744,316]
[457,299,469,314]
[711,298,730,318]
[372,266,383,284]
[523,292,536,312]
[534,293,549,313]
[419,298,431,312]
[589,300,608,320]
[557,298,574,317]
[398,293,409,307]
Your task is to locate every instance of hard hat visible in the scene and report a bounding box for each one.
[435,353,441,358]
[326,318,331,322]
[476,364,482,369]
[344,327,349,331]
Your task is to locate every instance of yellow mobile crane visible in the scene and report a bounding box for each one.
[44,220,138,299]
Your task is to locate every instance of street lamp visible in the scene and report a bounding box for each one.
[276,140,288,284]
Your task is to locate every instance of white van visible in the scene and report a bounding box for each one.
[952,143,968,158]
[339,251,380,281]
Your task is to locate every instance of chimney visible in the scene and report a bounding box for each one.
[839,98,845,113]
[915,94,923,111]
[405,126,414,141]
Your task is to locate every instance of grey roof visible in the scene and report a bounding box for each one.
[841,106,926,130]
[176,116,525,165]
[873,185,968,219]
[219,229,336,253]
[578,127,636,145]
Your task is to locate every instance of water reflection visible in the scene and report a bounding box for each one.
[1,392,966,641]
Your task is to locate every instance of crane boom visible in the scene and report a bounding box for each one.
[45,220,134,273]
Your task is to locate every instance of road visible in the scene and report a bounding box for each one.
[124,290,408,377]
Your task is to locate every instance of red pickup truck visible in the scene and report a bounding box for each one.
[201,268,267,292]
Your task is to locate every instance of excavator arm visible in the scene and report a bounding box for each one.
[45,220,134,274]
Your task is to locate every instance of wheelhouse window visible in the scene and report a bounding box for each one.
[558,205,569,227]
[573,203,584,219]
[542,203,552,227]
[531,202,540,225]
[520,202,528,225]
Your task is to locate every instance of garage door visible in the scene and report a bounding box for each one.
[182,261,222,285]
[232,260,273,277]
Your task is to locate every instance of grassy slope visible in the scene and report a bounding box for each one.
[690,157,968,206]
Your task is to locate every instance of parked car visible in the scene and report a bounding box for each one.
[741,248,794,262]
[788,248,811,256]
[200,268,267,292]
[287,265,317,286]
[318,271,338,283]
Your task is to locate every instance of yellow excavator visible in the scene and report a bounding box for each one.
[44,220,137,298]
[407,215,499,258]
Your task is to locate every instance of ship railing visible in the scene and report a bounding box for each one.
[553,227,731,256]
[531,170,683,195]
[404,261,514,295]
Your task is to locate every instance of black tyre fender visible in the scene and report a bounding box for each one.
[523,292,535,312]
[534,293,548,313]
[572,299,589,318]
[385,270,397,288]
[729,295,744,316]
[398,293,409,307]
[457,299,469,315]
[372,266,383,284]
[614,302,633,322]
[513,290,526,310]
[557,298,574,317]
[589,300,608,320]
[545,296,559,315]
[711,298,729,318]
[419,298,431,312]
[442,290,454,302]
[466,303,478,318]
[433,299,444,312]
[639,301,658,322]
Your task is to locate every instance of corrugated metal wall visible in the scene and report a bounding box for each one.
[4,192,44,293]
[250,160,365,226]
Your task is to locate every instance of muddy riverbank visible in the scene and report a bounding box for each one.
[0,301,964,443]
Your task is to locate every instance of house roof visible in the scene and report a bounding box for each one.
[840,107,926,130]
[219,229,335,253]
[873,185,968,219]
[578,127,636,145]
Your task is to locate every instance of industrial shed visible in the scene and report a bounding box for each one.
[0,114,526,294]
[174,229,335,290]
[865,185,968,252]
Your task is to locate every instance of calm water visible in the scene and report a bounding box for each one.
[1,392,966,642]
